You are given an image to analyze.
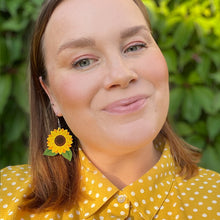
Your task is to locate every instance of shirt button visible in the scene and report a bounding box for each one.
[117,195,126,203]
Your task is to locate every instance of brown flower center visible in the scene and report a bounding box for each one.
[55,135,66,146]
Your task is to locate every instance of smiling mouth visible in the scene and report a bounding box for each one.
[103,95,147,115]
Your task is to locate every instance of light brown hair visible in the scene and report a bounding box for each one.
[23,0,201,211]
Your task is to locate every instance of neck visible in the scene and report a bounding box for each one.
[81,142,161,189]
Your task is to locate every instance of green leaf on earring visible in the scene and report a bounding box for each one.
[62,150,72,161]
[43,148,58,156]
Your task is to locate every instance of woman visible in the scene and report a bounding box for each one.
[1,0,220,219]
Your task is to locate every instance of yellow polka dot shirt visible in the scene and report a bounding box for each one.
[1,142,220,220]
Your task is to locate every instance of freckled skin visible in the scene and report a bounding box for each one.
[41,0,169,185]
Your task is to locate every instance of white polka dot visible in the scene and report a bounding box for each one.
[148,176,152,181]
[217,212,220,216]
[76,210,80,215]
[107,187,112,191]
[83,200,88,204]
[207,207,212,211]
[3,204,8,208]
[107,209,111,213]
[193,208,198,212]
[134,202,139,207]
[140,189,144,193]
[168,212,172,216]
[8,211,13,215]
[98,183,103,188]
[142,199,146,204]
[11,182,16,186]
[7,192,12,196]
[131,191,135,196]
[84,212,90,217]
[146,210,151,214]
[202,213,207,217]
[103,197,108,202]
[91,203,95,208]
[150,197,154,202]
[113,203,118,207]
[124,203,129,209]
[157,194,162,199]
[120,211,125,215]
[188,216,192,219]
[95,193,99,198]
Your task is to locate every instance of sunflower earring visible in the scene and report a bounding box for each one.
[43,118,73,161]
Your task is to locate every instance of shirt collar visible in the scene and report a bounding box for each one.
[78,142,177,219]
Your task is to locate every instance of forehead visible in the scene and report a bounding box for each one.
[44,0,147,38]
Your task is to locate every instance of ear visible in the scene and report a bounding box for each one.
[39,77,63,117]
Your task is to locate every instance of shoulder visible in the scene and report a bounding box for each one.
[1,164,31,184]
[0,165,32,218]
[176,167,220,189]
[175,167,220,203]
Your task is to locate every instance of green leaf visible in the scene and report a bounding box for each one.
[4,109,27,144]
[175,122,193,136]
[182,89,201,123]
[210,72,220,84]
[186,135,206,150]
[0,37,9,67]
[0,75,12,115]
[192,86,214,114]
[169,87,184,116]
[62,150,72,161]
[12,64,29,113]
[43,149,58,157]
[174,19,194,51]
[200,147,220,173]
[207,115,220,141]
[196,56,211,81]
[163,49,177,72]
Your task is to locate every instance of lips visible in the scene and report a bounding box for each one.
[103,95,147,114]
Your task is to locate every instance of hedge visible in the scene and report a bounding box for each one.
[0,0,220,171]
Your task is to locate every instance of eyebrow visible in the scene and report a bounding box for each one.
[57,25,149,55]
[120,25,149,39]
[57,37,96,54]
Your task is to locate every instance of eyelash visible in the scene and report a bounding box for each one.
[72,43,147,70]
[72,57,98,70]
[124,42,147,54]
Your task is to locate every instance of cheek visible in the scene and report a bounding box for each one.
[49,73,98,113]
[139,49,169,84]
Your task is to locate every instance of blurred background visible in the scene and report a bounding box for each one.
[0,0,220,171]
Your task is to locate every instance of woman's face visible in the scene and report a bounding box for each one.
[42,0,169,155]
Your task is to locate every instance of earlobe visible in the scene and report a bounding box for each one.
[39,76,63,117]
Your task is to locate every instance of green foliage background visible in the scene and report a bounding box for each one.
[0,0,220,171]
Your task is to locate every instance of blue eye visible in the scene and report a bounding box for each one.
[125,43,146,53]
[73,58,94,69]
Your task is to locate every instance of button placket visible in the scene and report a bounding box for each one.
[117,194,126,203]
[106,193,130,219]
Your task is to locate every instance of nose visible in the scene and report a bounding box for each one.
[104,58,138,89]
